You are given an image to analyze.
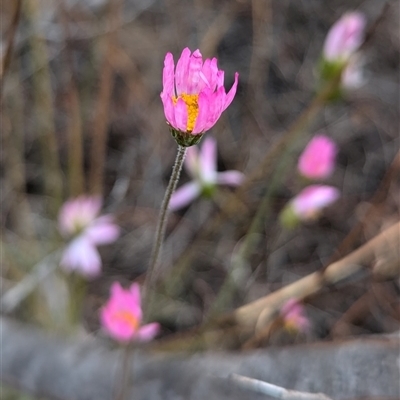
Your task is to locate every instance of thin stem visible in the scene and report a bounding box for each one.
[1,250,61,314]
[114,342,133,400]
[67,273,87,330]
[144,145,187,315]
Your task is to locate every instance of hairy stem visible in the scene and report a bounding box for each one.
[144,145,187,316]
[114,343,133,400]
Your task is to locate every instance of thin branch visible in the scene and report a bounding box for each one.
[1,250,61,314]
[229,373,333,400]
[233,221,400,332]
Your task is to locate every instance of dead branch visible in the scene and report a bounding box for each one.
[233,222,399,333]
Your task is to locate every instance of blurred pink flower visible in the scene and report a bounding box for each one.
[161,47,239,146]
[100,282,159,343]
[298,135,337,179]
[323,12,366,63]
[169,136,244,210]
[280,299,310,333]
[58,196,120,278]
[292,185,340,220]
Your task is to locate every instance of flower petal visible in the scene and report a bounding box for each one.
[100,305,135,342]
[169,181,201,210]
[161,94,176,128]
[298,134,337,180]
[341,55,364,89]
[280,298,310,333]
[175,47,191,95]
[216,170,244,186]
[223,72,239,110]
[85,216,120,245]
[129,283,141,310]
[61,237,102,278]
[203,86,225,131]
[111,282,124,297]
[199,136,217,184]
[186,49,203,94]
[184,145,200,177]
[162,52,175,96]
[202,57,219,90]
[192,90,210,134]
[292,185,340,219]
[323,12,366,62]
[136,322,160,342]
[173,97,188,132]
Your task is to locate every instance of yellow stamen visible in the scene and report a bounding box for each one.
[173,93,199,132]
[114,310,139,330]
[284,319,299,333]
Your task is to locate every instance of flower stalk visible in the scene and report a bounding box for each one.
[144,145,187,313]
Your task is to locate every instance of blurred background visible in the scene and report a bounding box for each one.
[1,1,399,394]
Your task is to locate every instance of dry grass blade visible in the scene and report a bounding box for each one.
[89,0,121,195]
[24,0,63,212]
[60,3,85,196]
[0,0,22,99]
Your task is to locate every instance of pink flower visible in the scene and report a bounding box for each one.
[58,196,102,237]
[161,47,239,146]
[292,185,340,220]
[323,12,366,63]
[58,196,120,278]
[169,136,244,210]
[100,282,160,343]
[298,135,337,179]
[280,299,310,333]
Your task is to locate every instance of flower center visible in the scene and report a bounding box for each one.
[114,310,140,330]
[173,93,199,132]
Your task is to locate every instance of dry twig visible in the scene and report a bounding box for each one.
[229,373,333,400]
[233,222,400,333]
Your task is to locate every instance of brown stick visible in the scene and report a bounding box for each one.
[233,222,400,332]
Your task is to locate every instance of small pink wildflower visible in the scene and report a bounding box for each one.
[58,196,120,278]
[323,12,366,63]
[292,185,340,220]
[280,299,310,333]
[100,282,159,343]
[298,135,337,180]
[161,47,239,146]
[169,136,244,210]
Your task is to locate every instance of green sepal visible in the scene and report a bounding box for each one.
[201,184,216,198]
[316,58,348,102]
[279,204,300,230]
[170,127,204,147]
